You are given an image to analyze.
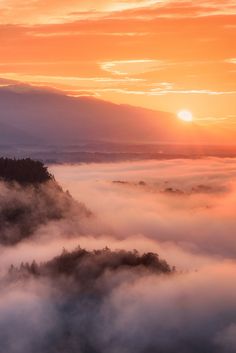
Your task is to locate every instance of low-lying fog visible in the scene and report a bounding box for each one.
[51,158,236,266]
[1,158,236,353]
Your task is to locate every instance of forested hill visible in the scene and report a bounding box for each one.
[0,157,53,184]
[0,157,90,245]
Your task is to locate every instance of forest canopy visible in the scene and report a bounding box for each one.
[0,157,53,184]
[0,158,90,245]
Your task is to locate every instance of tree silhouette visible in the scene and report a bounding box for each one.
[0,157,53,184]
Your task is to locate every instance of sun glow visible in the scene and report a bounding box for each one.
[177,110,193,122]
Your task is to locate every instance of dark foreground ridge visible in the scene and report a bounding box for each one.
[0,157,52,184]
[0,157,90,245]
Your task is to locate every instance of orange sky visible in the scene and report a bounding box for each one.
[0,0,236,126]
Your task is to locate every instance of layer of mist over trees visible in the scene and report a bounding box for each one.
[0,160,173,352]
[9,246,172,284]
[2,246,173,353]
[1,158,236,353]
[0,158,90,245]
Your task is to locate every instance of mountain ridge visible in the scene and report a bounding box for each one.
[0,84,229,146]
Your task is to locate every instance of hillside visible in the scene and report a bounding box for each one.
[0,158,90,245]
[0,85,216,146]
[0,157,52,184]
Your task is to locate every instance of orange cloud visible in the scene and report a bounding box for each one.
[0,1,236,122]
[0,0,235,24]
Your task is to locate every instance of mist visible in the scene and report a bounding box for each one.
[1,158,236,352]
[51,158,236,260]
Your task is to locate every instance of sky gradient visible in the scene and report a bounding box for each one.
[1,0,236,125]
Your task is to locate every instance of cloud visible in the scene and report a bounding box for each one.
[0,177,90,246]
[50,158,236,259]
[0,74,146,95]
[0,77,20,87]
[227,58,236,64]
[0,0,160,24]
[2,75,235,101]
[0,0,236,24]
[215,323,236,352]
[3,157,236,266]
[1,158,236,351]
[1,250,236,353]
[82,87,236,96]
[112,0,236,19]
[26,30,149,38]
[100,59,166,75]
[0,3,235,117]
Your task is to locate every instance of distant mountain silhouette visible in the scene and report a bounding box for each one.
[0,85,229,145]
[0,120,37,145]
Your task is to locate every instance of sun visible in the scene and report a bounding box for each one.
[177,110,193,122]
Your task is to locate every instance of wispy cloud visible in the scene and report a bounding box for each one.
[0,0,236,25]
[70,87,236,97]
[2,72,236,99]
[226,58,236,64]
[26,30,150,38]
[0,73,144,91]
[100,59,166,75]
[0,1,236,117]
